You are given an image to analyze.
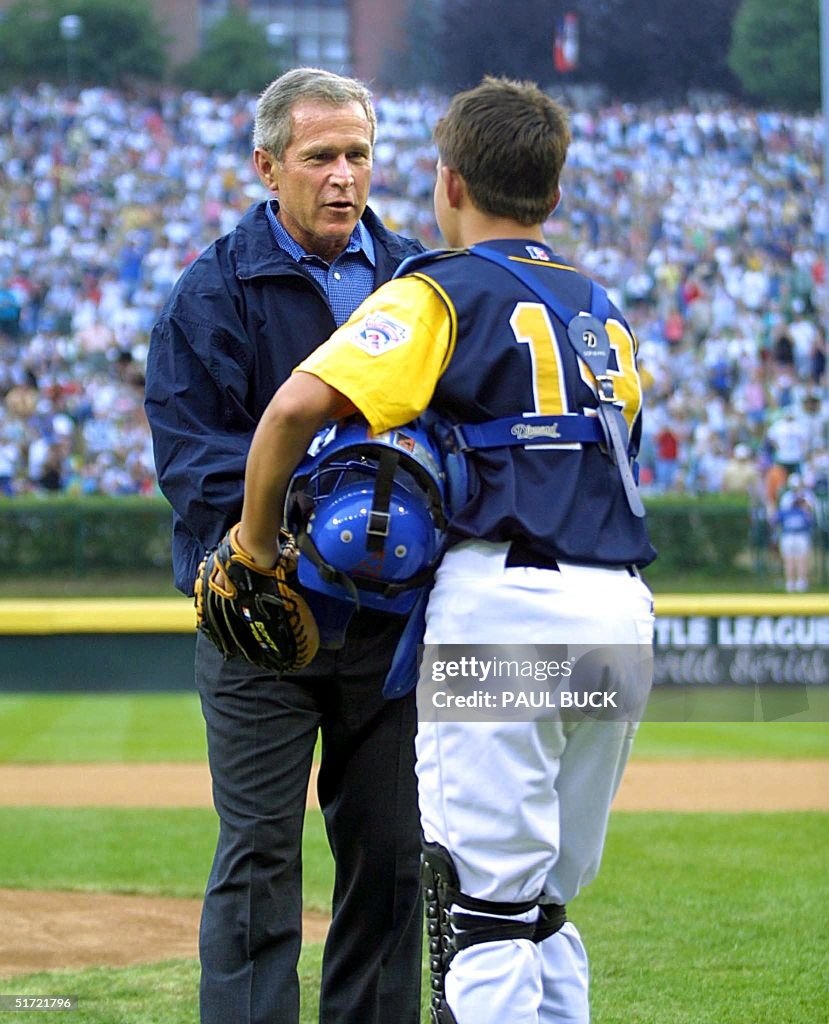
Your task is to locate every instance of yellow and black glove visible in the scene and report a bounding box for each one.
[194,524,319,673]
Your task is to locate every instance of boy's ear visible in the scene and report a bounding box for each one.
[442,164,465,210]
[549,186,562,216]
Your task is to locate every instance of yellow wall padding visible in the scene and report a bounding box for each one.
[0,593,827,635]
[0,599,195,634]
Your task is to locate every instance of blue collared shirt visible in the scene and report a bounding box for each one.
[265,199,376,326]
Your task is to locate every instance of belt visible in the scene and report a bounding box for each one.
[506,540,638,577]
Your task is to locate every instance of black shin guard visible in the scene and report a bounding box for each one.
[422,842,460,1023]
[422,841,568,1023]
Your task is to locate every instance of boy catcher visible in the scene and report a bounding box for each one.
[201,77,656,1023]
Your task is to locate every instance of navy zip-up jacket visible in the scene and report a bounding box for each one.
[144,201,424,595]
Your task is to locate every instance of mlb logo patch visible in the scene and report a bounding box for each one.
[525,245,550,261]
[350,313,410,355]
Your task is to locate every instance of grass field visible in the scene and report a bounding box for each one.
[0,692,827,763]
[1,807,826,1023]
[0,695,827,1023]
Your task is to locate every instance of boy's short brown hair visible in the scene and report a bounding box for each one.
[434,76,570,226]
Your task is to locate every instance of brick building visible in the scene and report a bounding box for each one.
[0,0,409,84]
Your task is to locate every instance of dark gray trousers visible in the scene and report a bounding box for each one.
[195,610,422,1024]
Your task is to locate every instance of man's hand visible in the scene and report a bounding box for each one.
[194,524,319,673]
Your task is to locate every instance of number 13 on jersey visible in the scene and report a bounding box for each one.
[510,302,643,432]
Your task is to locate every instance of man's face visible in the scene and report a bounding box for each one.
[255,98,373,263]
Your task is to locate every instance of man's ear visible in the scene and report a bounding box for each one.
[549,186,562,216]
[253,148,279,192]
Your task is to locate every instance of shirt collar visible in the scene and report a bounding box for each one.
[266,199,375,267]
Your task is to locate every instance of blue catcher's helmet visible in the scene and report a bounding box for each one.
[285,419,446,644]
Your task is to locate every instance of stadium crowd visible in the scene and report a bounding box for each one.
[0,83,827,566]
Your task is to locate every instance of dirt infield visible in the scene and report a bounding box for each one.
[0,759,826,979]
[0,758,827,812]
[0,888,329,978]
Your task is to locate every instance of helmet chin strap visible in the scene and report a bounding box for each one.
[364,448,399,552]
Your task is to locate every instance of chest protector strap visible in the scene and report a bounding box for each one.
[457,245,645,518]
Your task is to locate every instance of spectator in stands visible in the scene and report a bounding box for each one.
[770,402,810,470]
[0,439,16,496]
[37,440,66,492]
[776,474,816,592]
[749,486,773,575]
[800,389,828,455]
[721,442,760,495]
[0,287,21,338]
[654,423,680,491]
[763,457,790,518]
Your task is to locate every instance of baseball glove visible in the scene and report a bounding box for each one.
[194,524,319,673]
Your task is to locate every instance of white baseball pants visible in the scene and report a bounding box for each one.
[416,541,655,1024]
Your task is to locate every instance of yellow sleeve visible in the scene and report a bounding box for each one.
[296,275,455,434]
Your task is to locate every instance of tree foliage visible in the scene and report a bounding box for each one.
[570,0,741,100]
[728,0,819,110]
[392,0,742,100]
[174,12,289,97]
[0,0,166,88]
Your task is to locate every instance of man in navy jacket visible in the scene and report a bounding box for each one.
[144,68,424,1024]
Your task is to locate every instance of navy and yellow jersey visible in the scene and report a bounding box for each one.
[298,239,656,567]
